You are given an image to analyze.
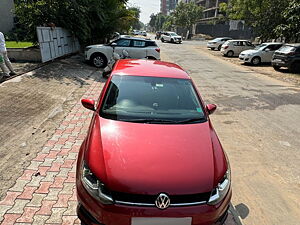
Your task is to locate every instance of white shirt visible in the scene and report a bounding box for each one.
[0,32,7,52]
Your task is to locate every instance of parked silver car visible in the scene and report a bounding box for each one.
[207,37,232,51]
[239,43,283,65]
[221,40,254,57]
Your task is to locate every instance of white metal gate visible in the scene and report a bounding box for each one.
[37,27,80,63]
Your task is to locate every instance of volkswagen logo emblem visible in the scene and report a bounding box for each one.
[155,193,170,210]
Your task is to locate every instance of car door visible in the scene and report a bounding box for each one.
[260,45,275,62]
[127,40,147,59]
[244,41,254,51]
[113,39,131,57]
[232,41,242,55]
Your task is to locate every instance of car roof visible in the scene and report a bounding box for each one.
[227,39,250,42]
[284,43,300,47]
[120,36,153,42]
[112,59,190,79]
[261,42,283,45]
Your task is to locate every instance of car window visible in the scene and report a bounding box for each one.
[278,45,296,53]
[245,42,252,46]
[133,41,146,47]
[295,47,300,53]
[232,41,239,46]
[100,75,206,124]
[146,41,158,47]
[115,39,131,47]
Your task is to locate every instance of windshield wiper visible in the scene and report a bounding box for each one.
[174,117,206,124]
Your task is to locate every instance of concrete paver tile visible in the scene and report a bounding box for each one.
[62,215,78,225]
[0,205,13,222]
[0,192,21,206]
[18,170,36,181]
[26,176,43,187]
[36,200,56,215]
[32,215,50,225]
[63,201,77,216]
[27,194,46,207]
[53,194,72,208]
[40,158,55,167]
[36,166,50,176]
[56,168,71,178]
[17,186,37,200]
[7,199,30,214]
[27,161,42,171]
[1,214,22,225]
[50,177,66,189]
[35,182,52,194]
[9,180,30,192]
[60,183,75,195]
[44,188,61,201]
[42,171,59,182]
[16,207,40,223]
[46,207,67,224]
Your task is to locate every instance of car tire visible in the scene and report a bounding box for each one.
[211,47,215,50]
[91,53,107,68]
[161,38,165,43]
[251,57,261,66]
[227,51,234,57]
[273,65,281,71]
[218,45,222,51]
[171,39,174,43]
[289,62,300,73]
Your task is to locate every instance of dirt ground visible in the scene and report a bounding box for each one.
[198,45,300,86]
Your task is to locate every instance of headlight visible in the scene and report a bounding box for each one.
[82,163,113,204]
[208,169,231,205]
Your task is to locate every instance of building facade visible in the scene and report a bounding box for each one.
[0,0,15,33]
[161,0,179,15]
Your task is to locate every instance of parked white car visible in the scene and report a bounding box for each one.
[85,37,161,68]
[161,32,182,44]
[139,31,147,36]
[239,42,283,65]
[221,40,255,57]
[207,37,232,51]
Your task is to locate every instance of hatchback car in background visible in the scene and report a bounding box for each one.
[207,37,232,51]
[239,42,283,65]
[272,43,300,73]
[76,59,231,225]
[85,37,160,67]
[161,32,183,44]
[221,40,254,57]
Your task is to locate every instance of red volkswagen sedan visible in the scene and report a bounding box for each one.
[76,59,231,225]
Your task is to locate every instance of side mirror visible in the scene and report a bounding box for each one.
[206,104,217,115]
[264,48,270,52]
[81,99,95,111]
[111,43,117,48]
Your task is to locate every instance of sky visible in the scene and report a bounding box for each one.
[128,0,160,24]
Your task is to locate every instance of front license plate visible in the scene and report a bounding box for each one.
[132,217,192,225]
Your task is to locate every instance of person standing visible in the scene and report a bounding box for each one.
[0,31,16,79]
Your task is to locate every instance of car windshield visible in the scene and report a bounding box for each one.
[213,38,223,42]
[170,32,178,36]
[278,45,296,53]
[100,75,206,124]
[254,44,268,50]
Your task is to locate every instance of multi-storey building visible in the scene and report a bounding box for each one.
[196,0,228,21]
[0,0,15,33]
[161,0,179,15]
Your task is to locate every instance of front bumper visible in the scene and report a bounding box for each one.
[207,43,217,49]
[77,180,232,225]
[239,55,251,63]
[272,59,289,67]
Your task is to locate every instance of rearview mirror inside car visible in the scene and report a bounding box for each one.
[81,99,95,111]
[206,104,217,115]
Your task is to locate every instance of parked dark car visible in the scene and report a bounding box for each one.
[272,44,300,73]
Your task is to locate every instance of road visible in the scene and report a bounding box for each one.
[159,40,300,225]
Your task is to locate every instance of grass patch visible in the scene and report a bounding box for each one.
[6,41,34,48]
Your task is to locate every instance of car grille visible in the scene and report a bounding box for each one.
[112,191,211,207]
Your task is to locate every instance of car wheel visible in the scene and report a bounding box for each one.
[211,47,215,50]
[161,38,165,43]
[251,57,261,66]
[227,51,234,57]
[289,62,300,73]
[218,45,222,51]
[273,65,281,71]
[171,39,174,43]
[91,53,107,68]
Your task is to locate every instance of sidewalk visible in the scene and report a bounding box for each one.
[0,69,239,225]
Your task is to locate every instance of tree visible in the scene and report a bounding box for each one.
[275,0,300,42]
[13,0,135,44]
[173,2,203,33]
[128,7,141,30]
[223,0,290,41]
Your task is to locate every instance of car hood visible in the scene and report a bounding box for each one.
[173,36,182,38]
[86,117,219,195]
[87,44,107,48]
[241,49,259,55]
